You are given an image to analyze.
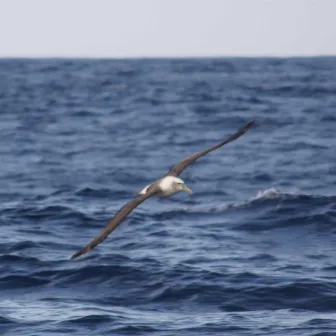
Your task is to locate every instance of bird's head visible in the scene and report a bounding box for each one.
[173,177,193,194]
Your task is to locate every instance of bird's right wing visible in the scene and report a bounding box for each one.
[70,187,160,260]
[165,120,255,177]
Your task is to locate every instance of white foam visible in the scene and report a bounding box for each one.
[253,188,282,200]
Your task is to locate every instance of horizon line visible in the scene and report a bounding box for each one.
[0,54,335,60]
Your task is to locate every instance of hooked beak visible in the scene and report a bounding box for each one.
[182,184,193,194]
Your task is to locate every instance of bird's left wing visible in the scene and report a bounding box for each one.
[70,187,160,260]
[165,120,255,177]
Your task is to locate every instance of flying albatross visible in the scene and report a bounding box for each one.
[70,120,255,259]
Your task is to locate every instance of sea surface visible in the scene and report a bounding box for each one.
[0,57,335,335]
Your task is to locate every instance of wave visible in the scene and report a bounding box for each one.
[0,315,17,326]
[162,188,334,213]
[169,188,290,214]
[0,275,49,288]
[162,188,336,232]
[62,314,115,326]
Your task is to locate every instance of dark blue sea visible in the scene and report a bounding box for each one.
[0,57,335,336]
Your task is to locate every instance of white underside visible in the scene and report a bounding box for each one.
[137,176,184,198]
[137,184,151,196]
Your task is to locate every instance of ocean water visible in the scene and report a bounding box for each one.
[0,57,335,336]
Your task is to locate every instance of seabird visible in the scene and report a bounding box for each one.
[70,120,255,260]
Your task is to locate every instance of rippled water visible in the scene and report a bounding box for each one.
[0,58,336,335]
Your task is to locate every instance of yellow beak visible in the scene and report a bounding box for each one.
[182,184,193,194]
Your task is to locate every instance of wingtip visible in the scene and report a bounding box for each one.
[70,253,79,260]
[70,250,85,260]
[244,119,255,132]
[70,245,93,260]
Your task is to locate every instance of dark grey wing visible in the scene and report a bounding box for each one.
[165,120,255,177]
[70,187,159,260]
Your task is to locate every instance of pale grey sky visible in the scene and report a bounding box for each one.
[0,0,335,57]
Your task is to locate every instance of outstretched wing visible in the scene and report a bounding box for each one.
[70,187,159,260]
[165,120,255,177]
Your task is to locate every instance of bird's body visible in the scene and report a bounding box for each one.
[137,176,192,198]
[70,120,255,260]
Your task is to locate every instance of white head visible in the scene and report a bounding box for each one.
[159,176,193,195]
